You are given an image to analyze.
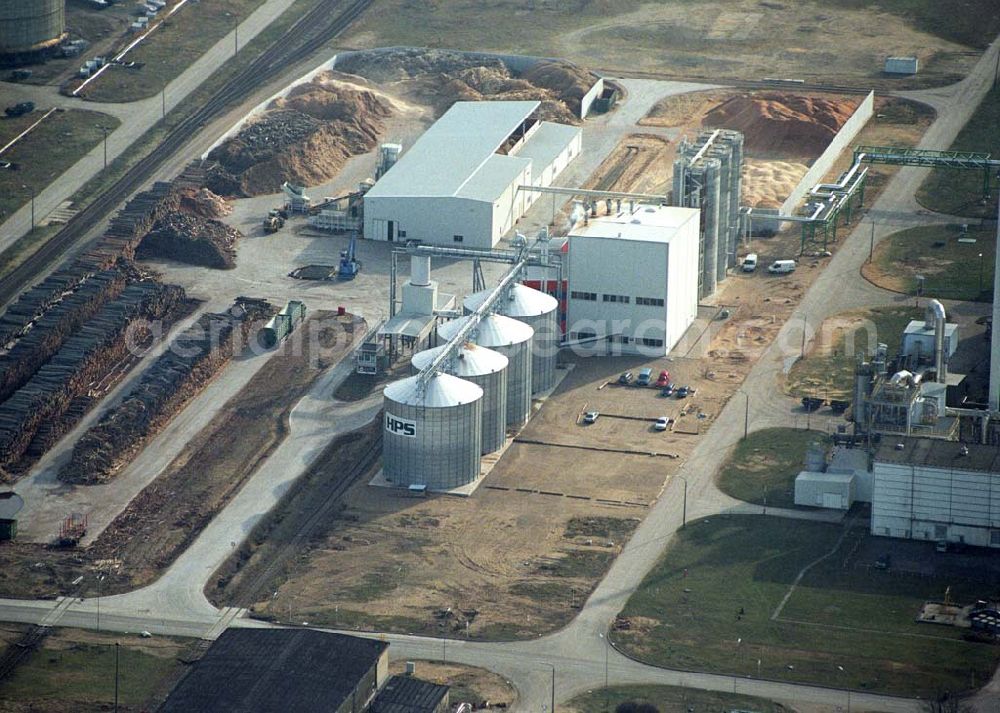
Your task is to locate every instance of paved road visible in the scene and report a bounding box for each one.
[0,0,301,251]
[1,34,999,711]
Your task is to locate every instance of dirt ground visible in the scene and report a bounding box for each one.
[386,661,517,709]
[344,0,990,89]
[0,313,359,599]
[583,134,673,195]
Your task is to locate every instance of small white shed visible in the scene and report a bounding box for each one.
[885,56,919,75]
[794,471,856,510]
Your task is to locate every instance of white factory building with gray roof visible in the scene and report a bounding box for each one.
[363,100,581,248]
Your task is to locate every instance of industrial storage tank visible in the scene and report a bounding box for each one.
[438,314,533,428]
[412,343,508,455]
[464,284,559,394]
[0,0,65,58]
[383,373,483,489]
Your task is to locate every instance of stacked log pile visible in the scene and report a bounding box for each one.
[60,297,274,485]
[0,268,132,403]
[0,281,185,474]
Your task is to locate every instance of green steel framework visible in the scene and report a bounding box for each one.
[854,145,996,199]
[796,145,1000,254]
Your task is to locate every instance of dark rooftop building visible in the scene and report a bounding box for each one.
[159,628,388,713]
[369,675,450,713]
[0,491,23,541]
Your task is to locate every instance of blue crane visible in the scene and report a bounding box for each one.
[338,232,361,279]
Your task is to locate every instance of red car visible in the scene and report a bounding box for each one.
[655,370,670,388]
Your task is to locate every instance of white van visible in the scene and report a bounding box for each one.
[767,259,796,274]
[741,253,758,272]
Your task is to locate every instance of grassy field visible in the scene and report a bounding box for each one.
[0,627,185,710]
[715,428,826,509]
[611,516,1000,697]
[565,684,790,713]
[916,86,1000,218]
[0,109,120,222]
[786,306,924,400]
[0,0,327,281]
[862,224,996,302]
[81,0,267,102]
[344,0,998,87]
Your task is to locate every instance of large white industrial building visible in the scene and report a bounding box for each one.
[565,205,700,355]
[872,437,1000,548]
[363,101,582,248]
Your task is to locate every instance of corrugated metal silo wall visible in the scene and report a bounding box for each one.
[0,0,65,54]
[382,395,483,489]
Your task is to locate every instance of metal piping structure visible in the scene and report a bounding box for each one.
[415,261,527,393]
[516,185,666,202]
[924,299,947,383]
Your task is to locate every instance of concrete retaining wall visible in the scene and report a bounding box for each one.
[579,77,605,119]
[757,90,875,233]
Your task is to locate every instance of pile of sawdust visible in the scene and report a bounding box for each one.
[742,159,809,208]
[703,93,859,156]
[207,82,392,197]
[336,49,597,124]
[176,187,231,220]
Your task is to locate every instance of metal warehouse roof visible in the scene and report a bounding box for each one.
[457,154,530,201]
[571,205,699,243]
[369,674,449,713]
[513,121,581,171]
[366,100,540,200]
[159,629,387,713]
[875,437,1000,473]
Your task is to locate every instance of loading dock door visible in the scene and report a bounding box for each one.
[822,492,844,509]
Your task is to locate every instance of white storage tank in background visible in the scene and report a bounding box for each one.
[412,343,508,454]
[438,314,533,428]
[383,373,483,489]
[464,283,559,394]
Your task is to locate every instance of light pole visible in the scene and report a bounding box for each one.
[599,633,609,712]
[979,252,985,294]
[676,475,688,528]
[739,390,749,440]
[837,665,850,712]
[96,574,105,632]
[800,313,807,359]
[548,663,555,713]
[21,184,34,232]
[98,125,109,169]
[868,221,875,263]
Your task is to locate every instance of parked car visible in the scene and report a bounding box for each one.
[655,370,671,387]
[4,101,34,118]
[874,554,892,570]
[654,416,669,431]
[618,372,633,385]
[741,253,758,272]
[636,368,653,386]
[660,384,674,397]
[767,259,796,274]
[675,386,690,399]
[583,411,600,424]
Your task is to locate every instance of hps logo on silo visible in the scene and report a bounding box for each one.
[385,413,417,437]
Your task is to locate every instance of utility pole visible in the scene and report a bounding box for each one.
[161,88,165,119]
[99,126,109,169]
[550,664,555,713]
[868,221,875,263]
[114,642,120,713]
[21,184,34,232]
[742,391,749,440]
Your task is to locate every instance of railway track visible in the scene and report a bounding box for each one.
[229,432,382,609]
[0,0,372,307]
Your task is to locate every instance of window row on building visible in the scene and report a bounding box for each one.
[569,292,664,307]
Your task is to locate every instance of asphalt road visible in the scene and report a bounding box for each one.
[0,33,998,712]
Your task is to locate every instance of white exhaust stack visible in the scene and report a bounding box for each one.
[410,256,431,287]
[925,299,947,383]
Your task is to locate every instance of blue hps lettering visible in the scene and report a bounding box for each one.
[385,412,417,437]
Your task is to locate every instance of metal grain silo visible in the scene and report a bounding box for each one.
[464,284,559,394]
[0,0,65,58]
[411,343,508,454]
[383,373,483,489]
[438,314,533,428]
